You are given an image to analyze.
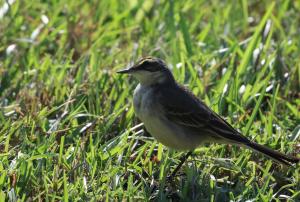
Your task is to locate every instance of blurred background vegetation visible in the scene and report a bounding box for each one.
[0,0,299,201]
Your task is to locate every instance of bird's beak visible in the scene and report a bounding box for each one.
[117,67,135,74]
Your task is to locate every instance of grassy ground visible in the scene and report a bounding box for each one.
[1,0,300,201]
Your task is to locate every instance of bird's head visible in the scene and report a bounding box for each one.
[117,57,175,85]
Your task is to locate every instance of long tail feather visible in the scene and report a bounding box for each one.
[246,141,299,166]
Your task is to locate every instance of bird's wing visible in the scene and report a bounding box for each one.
[156,84,250,144]
[155,84,300,166]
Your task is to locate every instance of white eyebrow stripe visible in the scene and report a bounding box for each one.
[139,57,155,65]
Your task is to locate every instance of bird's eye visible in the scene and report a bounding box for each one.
[139,61,153,71]
[136,58,163,72]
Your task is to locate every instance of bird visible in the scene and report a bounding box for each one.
[117,56,299,175]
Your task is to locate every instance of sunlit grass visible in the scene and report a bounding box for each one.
[0,0,299,201]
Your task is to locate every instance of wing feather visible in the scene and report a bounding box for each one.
[155,84,250,144]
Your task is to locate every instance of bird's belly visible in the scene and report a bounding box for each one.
[143,116,201,150]
[133,84,202,150]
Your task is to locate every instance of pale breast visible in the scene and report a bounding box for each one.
[133,84,203,150]
[133,84,149,120]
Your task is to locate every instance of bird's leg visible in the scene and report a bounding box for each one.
[169,151,193,179]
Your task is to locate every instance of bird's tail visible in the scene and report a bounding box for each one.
[246,141,299,166]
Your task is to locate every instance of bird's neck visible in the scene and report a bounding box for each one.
[137,71,175,86]
[139,79,177,92]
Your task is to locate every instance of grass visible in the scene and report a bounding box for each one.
[0,0,300,201]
